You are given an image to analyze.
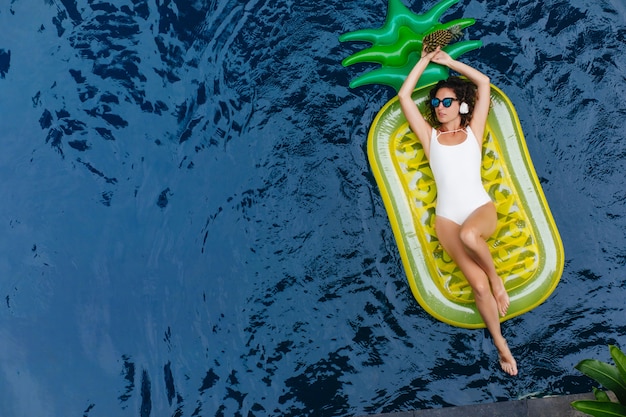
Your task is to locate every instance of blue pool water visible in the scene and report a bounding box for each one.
[0,0,625,416]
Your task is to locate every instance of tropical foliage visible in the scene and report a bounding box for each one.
[571,345,626,417]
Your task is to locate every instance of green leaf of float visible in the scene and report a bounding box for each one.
[349,40,483,91]
[342,26,422,68]
[571,400,626,417]
[339,0,460,45]
[342,18,477,68]
[575,359,626,404]
[610,345,626,383]
[349,57,446,91]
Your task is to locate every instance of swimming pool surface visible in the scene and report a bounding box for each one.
[0,0,625,416]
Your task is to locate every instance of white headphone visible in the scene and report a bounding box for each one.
[459,102,469,114]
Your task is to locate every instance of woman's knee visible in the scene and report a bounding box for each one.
[459,226,480,249]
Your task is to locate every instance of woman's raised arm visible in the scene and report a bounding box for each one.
[398,47,440,159]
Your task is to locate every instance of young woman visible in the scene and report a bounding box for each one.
[398,45,518,376]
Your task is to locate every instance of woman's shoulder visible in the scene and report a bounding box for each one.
[466,124,485,146]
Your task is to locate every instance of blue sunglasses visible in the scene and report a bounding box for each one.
[430,97,458,108]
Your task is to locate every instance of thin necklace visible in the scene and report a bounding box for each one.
[438,127,465,135]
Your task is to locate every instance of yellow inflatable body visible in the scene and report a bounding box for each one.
[369,83,564,328]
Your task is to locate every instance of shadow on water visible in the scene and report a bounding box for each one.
[0,0,625,416]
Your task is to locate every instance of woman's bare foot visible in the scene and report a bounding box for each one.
[489,276,510,317]
[495,338,518,376]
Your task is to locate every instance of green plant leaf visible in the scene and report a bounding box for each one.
[610,345,626,383]
[571,400,626,417]
[594,387,612,402]
[576,359,626,404]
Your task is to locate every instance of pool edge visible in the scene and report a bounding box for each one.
[356,392,595,417]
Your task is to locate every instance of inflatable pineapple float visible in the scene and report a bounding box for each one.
[340,0,564,328]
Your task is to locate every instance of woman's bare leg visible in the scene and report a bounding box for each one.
[436,216,518,376]
[459,203,509,317]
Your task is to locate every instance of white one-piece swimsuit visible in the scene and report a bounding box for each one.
[429,127,491,225]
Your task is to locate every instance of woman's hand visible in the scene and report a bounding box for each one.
[420,44,441,61]
[430,49,454,67]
